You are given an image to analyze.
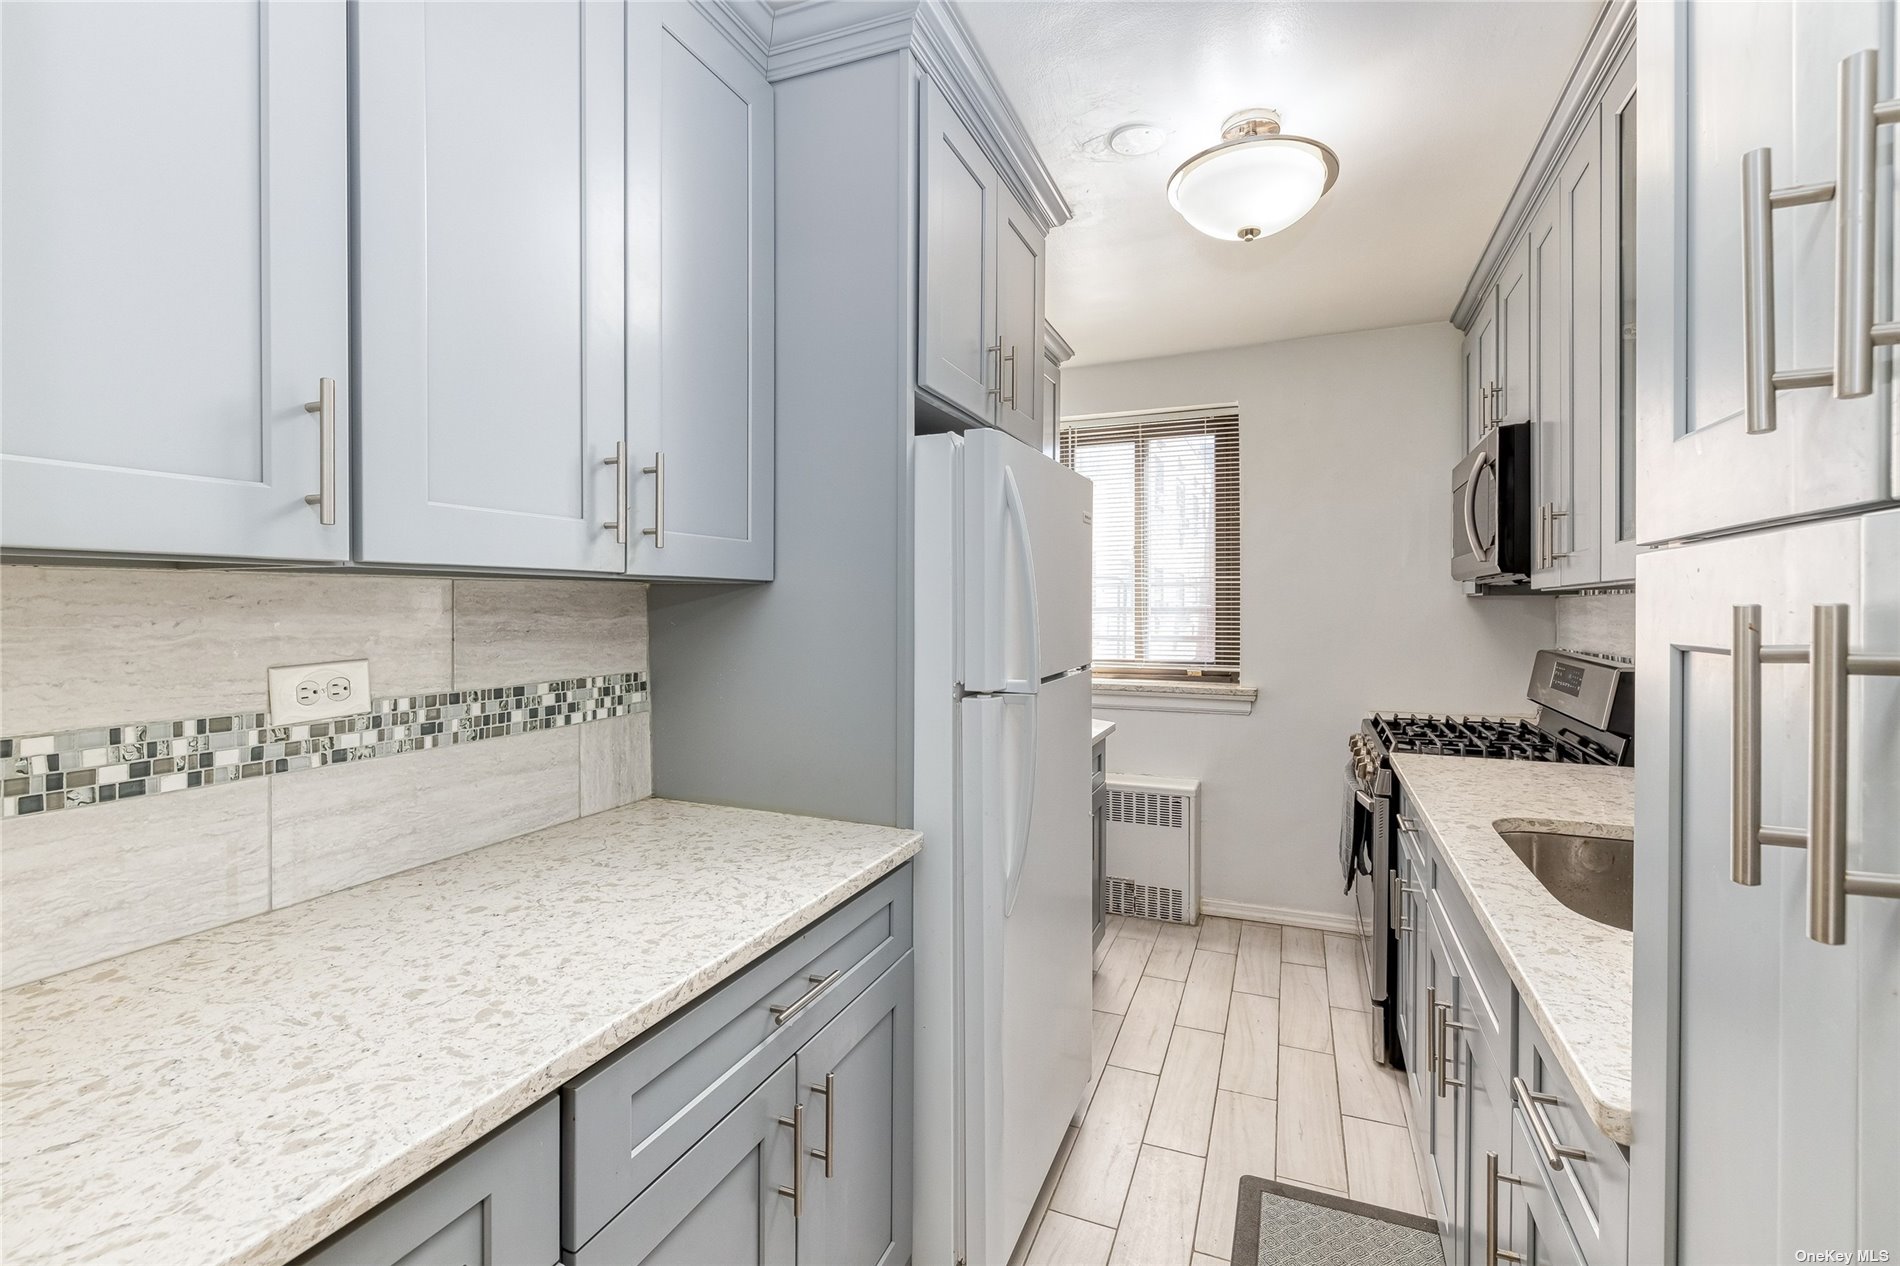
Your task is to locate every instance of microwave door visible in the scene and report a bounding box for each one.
[1451,449,1493,581]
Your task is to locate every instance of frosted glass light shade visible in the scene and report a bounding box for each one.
[1167,133,1338,242]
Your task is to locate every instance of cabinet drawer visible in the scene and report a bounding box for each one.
[1515,1003,1628,1266]
[1425,877,1511,1069]
[1091,742,1106,787]
[562,869,912,1252]
[296,1099,558,1266]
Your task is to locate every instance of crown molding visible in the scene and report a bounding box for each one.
[1449,0,1635,329]
[1044,321,1075,364]
[702,0,1071,233]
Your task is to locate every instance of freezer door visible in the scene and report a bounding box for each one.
[961,428,1092,692]
[961,671,1093,1264]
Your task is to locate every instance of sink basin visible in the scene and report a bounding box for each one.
[1497,830,1633,931]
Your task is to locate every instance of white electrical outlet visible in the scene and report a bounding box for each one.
[268,659,371,724]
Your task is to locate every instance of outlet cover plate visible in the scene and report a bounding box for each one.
[268,659,371,724]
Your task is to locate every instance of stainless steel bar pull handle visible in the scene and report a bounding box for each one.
[776,1104,804,1216]
[1728,603,1900,943]
[641,451,665,549]
[1512,1075,1588,1169]
[1742,148,1836,433]
[302,377,337,526]
[1486,1151,1524,1266]
[1834,50,1900,399]
[1003,347,1019,408]
[986,342,1003,400]
[1434,999,1470,1098]
[769,970,840,1026]
[808,1073,836,1177]
[602,441,628,544]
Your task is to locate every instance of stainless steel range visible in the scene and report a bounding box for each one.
[1339,650,1634,1067]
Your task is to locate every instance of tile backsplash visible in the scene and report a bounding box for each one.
[0,567,652,989]
[1553,589,1635,664]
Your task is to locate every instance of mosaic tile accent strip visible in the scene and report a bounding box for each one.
[1,673,648,820]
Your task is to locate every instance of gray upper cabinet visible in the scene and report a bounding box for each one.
[994,192,1047,450]
[796,956,914,1266]
[297,1100,559,1266]
[1,0,350,562]
[353,0,627,573]
[918,81,1002,424]
[1637,0,1896,544]
[626,2,775,582]
[1495,235,1533,430]
[1468,291,1500,450]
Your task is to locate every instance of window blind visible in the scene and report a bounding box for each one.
[1058,410,1241,681]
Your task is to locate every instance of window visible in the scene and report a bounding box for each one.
[1058,409,1240,681]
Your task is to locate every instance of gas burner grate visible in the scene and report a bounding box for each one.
[1368,713,1600,764]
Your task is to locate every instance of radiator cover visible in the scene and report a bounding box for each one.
[1104,774,1201,925]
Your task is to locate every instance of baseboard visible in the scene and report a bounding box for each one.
[1197,897,1361,935]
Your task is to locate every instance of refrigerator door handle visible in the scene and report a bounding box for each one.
[1002,466,1042,691]
[1004,690,1039,917]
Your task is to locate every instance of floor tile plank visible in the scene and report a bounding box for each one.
[1118,916,1164,947]
[1145,1026,1225,1156]
[1217,992,1280,1100]
[1176,950,1238,1033]
[1322,932,1371,1011]
[1027,1211,1117,1266]
[1052,1065,1160,1227]
[1110,977,1186,1075]
[1330,1008,1408,1126]
[1108,1145,1204,1266]
[1145,921,1202,981]
[1233,922,1282,997]
[1094,934,1154,1015]
[1195,1090,1276,1259]
[1281,926,1326,966]
[1197,915,1242,953]
[1343,1116,1428,1215]
[1082,1010,1125,1121]
[1276,1046,1349,1192]
[1277,963,1333,1052]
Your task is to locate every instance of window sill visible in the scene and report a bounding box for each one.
[1090,679,1258,716]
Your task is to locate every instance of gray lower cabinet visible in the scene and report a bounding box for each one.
[295,1100,560,1266]
[298,867,913,1266]
[1504,1106,1588,1266]
[573,1060,798,1266]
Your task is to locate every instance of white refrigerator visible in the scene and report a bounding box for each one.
[913,428,1094,1266]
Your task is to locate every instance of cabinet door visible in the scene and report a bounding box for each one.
[1,1,349,561]
[354,1,626,572]
[1497,234,1533,427]
[1528,192,1566,589]
[1555,109,1606,587]
[574,1060,798,1266]
[1463,325,1485,451]
[1422,910,1465,1256]
[1455,1009,1512,1266]
[1471,289,1500,446]
[1632,511,1900,1264]
[994,191,1046,449]
[918,82,1001,423]
[796,954,913,1266]
[627,2,775,582]
[1599,48,1640,582]
[1637,0,1895,543]
[1506,1108,1588,1266]
[299,1100,558,1266]
[1042,351,1062,460]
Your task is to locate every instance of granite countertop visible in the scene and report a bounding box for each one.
[1388,754,1635,1146]
[1091,717,1116,744]
[0,799,921,1266]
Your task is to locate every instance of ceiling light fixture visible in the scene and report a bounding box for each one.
[1107,123,1166,157]
[1167,108,1339,242]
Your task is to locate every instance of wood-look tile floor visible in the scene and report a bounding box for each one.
[1011,914,1425,1266]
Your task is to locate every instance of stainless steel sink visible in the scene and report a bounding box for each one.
[1497,830,1633,931]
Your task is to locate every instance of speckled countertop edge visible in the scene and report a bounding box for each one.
[0,799,921,1266]
[1091,717,1117,743]
[1388,754,1635,1146]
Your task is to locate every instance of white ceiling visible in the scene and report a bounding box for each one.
[958,0,1602,366]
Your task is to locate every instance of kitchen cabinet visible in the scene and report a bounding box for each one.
[296,1101,559,1266]
[1599,58,1640,582]
[1501,1106,1589,1266]
[1637,0,1897,544]
[1633,512,1898,1263]
[354,0,627,573]
[1090,729,1109,948]
[1042,324,1075,460]
[1496,236,1534,430]
[917,81,1047,447]
[1465,293,1500,450]
[0,0,350,563]
[625,1,776,582]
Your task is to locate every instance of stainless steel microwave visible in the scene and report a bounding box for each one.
[1451,422,1534,583]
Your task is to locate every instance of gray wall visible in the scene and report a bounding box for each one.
[1064,323,1557,923]
[650,53,917,827]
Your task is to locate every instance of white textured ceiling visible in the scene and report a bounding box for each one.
[958,0,1601,366]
